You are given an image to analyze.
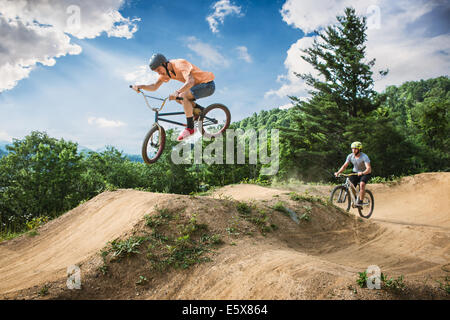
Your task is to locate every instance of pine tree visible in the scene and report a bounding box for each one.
[281,7,387,180]
[298,7,387,117]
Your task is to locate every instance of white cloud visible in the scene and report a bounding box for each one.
[265,36,316,99]
[269,0,450,98]
[280,0,366,34]
[88,117,126,128]
[124,65,159,84]
[206,0,243,33]
[0,0,140,92]
[236,46,252,63]
[186,36,230,68]
[279,103,294,110]
[0,130,13,142]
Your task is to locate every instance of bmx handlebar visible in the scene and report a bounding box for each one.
[336,173,359,177]
[129,85,183,100]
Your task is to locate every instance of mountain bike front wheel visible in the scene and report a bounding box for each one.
[330,185,351,212]
[199,103,231,139]
[142,124,166,164]
[358,190,374,219]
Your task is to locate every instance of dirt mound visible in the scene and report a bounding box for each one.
[0,173,448,299]
[370,172,450,228]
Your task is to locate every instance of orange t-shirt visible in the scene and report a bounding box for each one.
[158,59,214,85]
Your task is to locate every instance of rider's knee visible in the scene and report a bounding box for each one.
[179,91,192,99]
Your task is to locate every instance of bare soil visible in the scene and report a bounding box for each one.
[0,172,449,300]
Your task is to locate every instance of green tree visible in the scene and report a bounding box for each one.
[280,7,390,180]
[0,131,84,231]
[380,76,450,171]
[299,7,387,117]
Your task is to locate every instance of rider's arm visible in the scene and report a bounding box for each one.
[176,73,195,94]
[335,162,349,176]
[135,78,164,92]
[362,162,371,175]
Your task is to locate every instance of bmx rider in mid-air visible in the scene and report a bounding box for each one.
[131,53,215,141]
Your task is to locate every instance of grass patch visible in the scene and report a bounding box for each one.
[234,201,277,235]
[370,175,403,184]
[136,275,148,285]
[272,201,289,215]
[1,215,51,242]
[236,201,252,215]
[356,271,368,288]
[240,177,271,186]
[436,276,450,294]
[0,231,25,243]
[357,270,406,292]
[27,230,39,237]
[289,191,328,206]
[381,273,406,291]
[146,212,222,272]
[108,237,147,260]
[38,284,49,297]
[99,208,223,275]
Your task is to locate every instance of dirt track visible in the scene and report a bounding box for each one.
[0,172,449,299]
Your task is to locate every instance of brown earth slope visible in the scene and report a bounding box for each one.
[0,172,449,299]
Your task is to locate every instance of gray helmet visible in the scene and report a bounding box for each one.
[149,53,168,70]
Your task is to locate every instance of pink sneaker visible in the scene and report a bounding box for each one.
[177,128,196,141]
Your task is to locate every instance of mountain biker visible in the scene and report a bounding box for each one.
[131,53,215,141]
[334,141,372,206]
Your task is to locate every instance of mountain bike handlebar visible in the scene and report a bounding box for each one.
[336,173,359,177]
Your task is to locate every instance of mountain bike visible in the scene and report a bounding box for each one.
[330,173,374,219]
[130,85,231,164]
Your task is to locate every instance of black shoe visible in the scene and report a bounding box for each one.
[356,199,363,207]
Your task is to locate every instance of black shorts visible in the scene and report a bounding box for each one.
[349,174,371,187]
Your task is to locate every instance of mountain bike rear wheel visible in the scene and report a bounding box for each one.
[358,189,374,219]
[199,103,231,138]
[142,124,166,164]
[330,185,351,212]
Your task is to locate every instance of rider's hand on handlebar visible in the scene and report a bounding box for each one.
[131,85,141,93]
[169,91,179,101]
[334,172,340,177]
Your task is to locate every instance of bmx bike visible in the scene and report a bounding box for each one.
[130,85,231,164]
[330,173,374,219]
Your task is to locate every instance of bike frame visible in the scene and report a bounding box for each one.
[135,88,219,128]
[343,177,359,207]
[136,89,187,127]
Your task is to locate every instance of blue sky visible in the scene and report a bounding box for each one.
[0,0,449,154]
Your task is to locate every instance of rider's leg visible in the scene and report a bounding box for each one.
[178,90,195,118]
[176,91,196,141]
[359,174,371,203]
[190,81,215,114]
[359,181,366,203]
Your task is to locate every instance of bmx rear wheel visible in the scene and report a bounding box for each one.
[199,103,231,139]
[358,190,374,219]
[330,185,351,212]
[142,125,166,164]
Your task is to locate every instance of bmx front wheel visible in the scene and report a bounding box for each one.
[358,190,374,219]
[199,103,231,138]
[330,185,351,212]
[142,125,166,164]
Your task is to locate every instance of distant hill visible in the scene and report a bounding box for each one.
[0,141,11,158]
[232,106,296,131]
[126,154,144,163]
[77,145,143,163]
[0,141,11,149]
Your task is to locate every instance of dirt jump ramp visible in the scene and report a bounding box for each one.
[0,173,448,299]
